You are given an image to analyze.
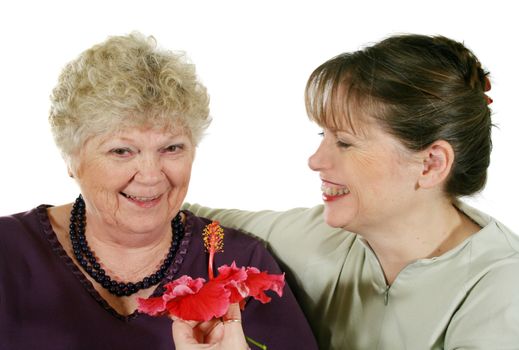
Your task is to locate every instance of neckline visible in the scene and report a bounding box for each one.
[35,204,193,321]
[356,202,496,288]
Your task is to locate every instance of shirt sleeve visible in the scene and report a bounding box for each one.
[444,261,519,349]
[180,203,304,241]
[239,239,319,350]
[180,203,349,281]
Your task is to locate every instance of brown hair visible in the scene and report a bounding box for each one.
[305,34,492,197]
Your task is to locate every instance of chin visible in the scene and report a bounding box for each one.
[323,207,350,229]
[120,213,168,233]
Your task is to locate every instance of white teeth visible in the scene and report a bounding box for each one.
[321,185,350,196]
[123,193,160,202]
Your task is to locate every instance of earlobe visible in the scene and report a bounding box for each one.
[417,140,454,189]
[67,166,76,179]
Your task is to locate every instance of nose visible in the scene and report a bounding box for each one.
[134,154,164,185]
[308,139,331,172]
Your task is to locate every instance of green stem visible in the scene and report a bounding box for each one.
[245,335,267,350]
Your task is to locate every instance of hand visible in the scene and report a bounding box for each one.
[172,303,249,350]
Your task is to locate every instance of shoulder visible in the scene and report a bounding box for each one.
[0,206,54,275]
[183,210,275,268]
[457,201,519,257]
[0,206,46,234]
[184,210,266,247]
[445,254,519,347]
[450,211,519,321]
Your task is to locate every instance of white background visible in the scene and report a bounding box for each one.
[0,0,517,232]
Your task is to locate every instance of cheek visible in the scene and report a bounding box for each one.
[346,152,385,186]
[346,152,406,206]
[165,159,193,187]
[80,161,127,190]
[75,159,134,215]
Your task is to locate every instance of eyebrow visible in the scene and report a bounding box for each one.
[99,132,187,145]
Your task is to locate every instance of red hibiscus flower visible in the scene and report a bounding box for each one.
[243,267,285,303]
[138,261,285,321]
[138,221,285,322]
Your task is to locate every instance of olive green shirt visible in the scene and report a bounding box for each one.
[183,202,519,350]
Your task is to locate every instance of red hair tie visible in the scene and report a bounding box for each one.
[484,76,493,105]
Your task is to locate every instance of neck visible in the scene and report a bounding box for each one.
[359,199,480,285]
[83,216,174,282]
[85,216,172,250]
[68,197,179,284]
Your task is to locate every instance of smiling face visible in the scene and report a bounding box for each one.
[70,127,194,236]
[308,119,424,233]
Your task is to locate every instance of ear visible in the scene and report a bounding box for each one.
[67,166,75,178]
[65,153,80,179]
[417,140,454,189]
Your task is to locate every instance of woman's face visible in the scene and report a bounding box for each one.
[71,127,194,234]
[308,120,423,233]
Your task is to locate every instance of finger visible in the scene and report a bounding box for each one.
[197,318,223,335]
[204,321,224,344]
[222,303,242,322]
[221,304,249,349]
[172,319,202,345]
[170,316,201,329]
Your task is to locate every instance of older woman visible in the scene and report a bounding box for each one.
[184,34,519,349]
[0,33,318,350]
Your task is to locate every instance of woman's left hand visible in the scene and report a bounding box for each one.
[172,304,249,350]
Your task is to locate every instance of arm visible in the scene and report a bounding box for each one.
[182,204,326,242]
[182,203,345,269]
[237,237,319,350]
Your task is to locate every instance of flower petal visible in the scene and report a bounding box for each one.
[214,262,247,284]
[214,262,250,303]
[137,296,167,316]
[166,279,231,321]
[138,275,205,316]
[244,267,285,303]
[163,275,205,300]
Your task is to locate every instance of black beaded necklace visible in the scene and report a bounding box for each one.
[69,195,184,297]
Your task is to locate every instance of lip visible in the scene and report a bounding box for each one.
[322,192,348,202]
[120,192,163,208]
[321,178,343,186]
[320,178,349,202]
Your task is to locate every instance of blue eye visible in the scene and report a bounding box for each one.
[318,131,324,137]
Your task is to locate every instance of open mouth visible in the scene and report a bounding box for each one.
[120,192,162,207]
[321,184,350,202]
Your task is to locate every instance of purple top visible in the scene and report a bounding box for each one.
[0,206,318,350]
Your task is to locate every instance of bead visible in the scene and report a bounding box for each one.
[69,195,184,297]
